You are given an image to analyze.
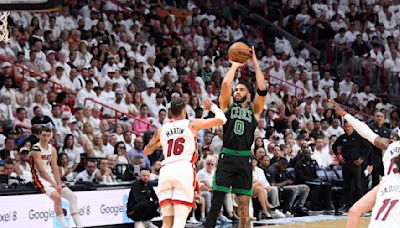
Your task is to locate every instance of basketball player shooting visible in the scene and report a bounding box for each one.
[30,127,82,228]
[144,98,227,228]
[205,46,267,228]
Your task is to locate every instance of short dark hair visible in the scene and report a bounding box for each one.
[171,98,185,117]
[39,126,52,134]
[16,107,25,113]
[86,159,96,166]
[278,157,289,166]
[140,167,151,172]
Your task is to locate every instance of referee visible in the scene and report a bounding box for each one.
[332,121,372,211]
[205,47,267,228]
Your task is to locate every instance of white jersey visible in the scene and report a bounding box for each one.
[369,175,400,228]
[160,119,197,166]
[30,142,54,181]
[383,141,400,176]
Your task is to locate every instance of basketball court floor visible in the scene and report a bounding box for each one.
[255,217,369,228]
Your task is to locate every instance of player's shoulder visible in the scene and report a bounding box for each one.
[31,143,41,152]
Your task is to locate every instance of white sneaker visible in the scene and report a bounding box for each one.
[285,211,294,217]
[134,221,145,228]
[270,209,286,218]
[188,216,201,224]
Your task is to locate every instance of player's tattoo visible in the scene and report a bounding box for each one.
[237,195,251,228]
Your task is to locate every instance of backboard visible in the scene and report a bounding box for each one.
[0,0,63,43]
[0,0,63,11]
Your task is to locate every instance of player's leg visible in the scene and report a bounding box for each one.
[160,204,174,228]
[61,187,83,228]
[204,154,233,227]
[231,156,253,228]
[237,195,251,228]
[49,191,68,228]
[346,184,379,228]
[172,204,192,228]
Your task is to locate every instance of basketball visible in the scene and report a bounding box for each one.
[228,42,252,63]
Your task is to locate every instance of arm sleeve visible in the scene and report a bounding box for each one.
[343,113,379,144]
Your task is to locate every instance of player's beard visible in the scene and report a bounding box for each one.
[234,96,246,104]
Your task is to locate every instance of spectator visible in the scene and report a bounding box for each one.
[75,159,97,182]
[326,118,344,138]
[312,136,334,168]
[210,126,223,155]
[115,141,130,165]
[133,104,153,135]
[58,152,74,182]
[94,158,117,184]
[126,168,159,228]
[295,144,333,211]
[197,155,216,221]
[59,134,81,172]
[252,156,285,218]
[267,157,310,216]
[127,137,150,169]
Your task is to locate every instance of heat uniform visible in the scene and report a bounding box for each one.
[369,175,400,228]
[157,119,197,207]
[30,142,63,197]
[382,141,400,176]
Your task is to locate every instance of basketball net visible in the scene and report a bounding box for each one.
[0,11,10,43]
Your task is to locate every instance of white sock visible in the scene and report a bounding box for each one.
[201,212,205,219]
[57,215,68,228]
[72,213,83,228]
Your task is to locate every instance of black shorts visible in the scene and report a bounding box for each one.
[212,153,253,196]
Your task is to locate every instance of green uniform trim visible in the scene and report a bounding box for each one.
[212,179,230,192]
[221,147,252,156]
[231,187,253,196]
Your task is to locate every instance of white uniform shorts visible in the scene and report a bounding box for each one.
[156,161,196,208]
[32,174,65,197]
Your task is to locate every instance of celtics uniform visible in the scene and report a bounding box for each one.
[213,102,258,196]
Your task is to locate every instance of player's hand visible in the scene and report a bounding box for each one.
[229,60,245,69]
[56,183,62,193]
[250,46,258,66]
[330,99,347,117]
[202,99,213,111]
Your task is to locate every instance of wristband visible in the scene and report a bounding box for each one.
[256,88,268,96]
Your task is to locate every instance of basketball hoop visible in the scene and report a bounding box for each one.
[0,11,10,43]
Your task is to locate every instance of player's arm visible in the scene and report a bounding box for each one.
[50,147,62,185]
[346,183,381,228]
[31,146,57,187]
[219,61,244,111]
[144,129,161,156]
[191,99,227,130]
[333,100,391,152]
[251,46,267,118]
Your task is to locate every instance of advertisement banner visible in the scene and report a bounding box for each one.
[0,189,133,227]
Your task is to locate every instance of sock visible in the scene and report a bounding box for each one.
[201,212,205,219]
[57,215,68,228]
[72,213,83,228]
[204,191,227,228]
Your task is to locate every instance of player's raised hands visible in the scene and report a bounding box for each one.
[329,99,347,117]
[250,46,258,66]
[229,60,245,69]
[202,99,214,111]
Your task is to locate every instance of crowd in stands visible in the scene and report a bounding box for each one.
[1,0,400,226]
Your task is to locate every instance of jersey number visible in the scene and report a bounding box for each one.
[375,198,399,221]
[233,120,244,135]
[387,157,399,175]
[167,138,186,157]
